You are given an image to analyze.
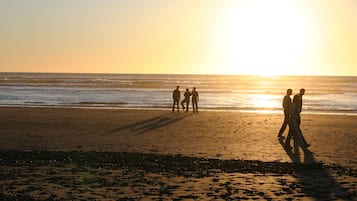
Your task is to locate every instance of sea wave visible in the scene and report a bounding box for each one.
[1,103,356,116]
[1,73,357,115]
[77,101,128,105]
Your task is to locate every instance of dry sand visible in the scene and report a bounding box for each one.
[0,107,356,200]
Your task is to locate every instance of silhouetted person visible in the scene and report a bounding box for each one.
[285,89,310,151]
[294,88,305,126]
[278,89,292,138]
[172,86,180,112]
[181,88,191,112]
[191,87,199,113]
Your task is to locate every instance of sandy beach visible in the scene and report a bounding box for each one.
[1,107,356,200]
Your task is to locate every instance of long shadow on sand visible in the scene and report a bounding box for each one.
[103,112,193,136]
[279,138,352,200]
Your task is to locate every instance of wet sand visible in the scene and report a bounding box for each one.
[0,107,356,200]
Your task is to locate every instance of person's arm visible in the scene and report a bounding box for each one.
[283,96,290,109]
[297,96,302,113]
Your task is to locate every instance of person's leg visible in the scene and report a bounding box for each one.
[186,101,189,112]
[285,118,296,149]
[297,127,310,147]
[181,100,185,109]
[285,129,293,149]
[278,113,289,137]
[296,114,309,146]
[172,100,175,112]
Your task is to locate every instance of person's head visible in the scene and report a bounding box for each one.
[300,88,305,96]
[176,86,179,90]
[287,88,292,95]
[186,88,189,91]
[193,87,196,91]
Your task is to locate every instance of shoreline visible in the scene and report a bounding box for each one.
[1,105,357,116]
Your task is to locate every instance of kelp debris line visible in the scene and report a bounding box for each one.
[0,150,355,177]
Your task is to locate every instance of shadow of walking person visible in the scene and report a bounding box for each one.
[279,138,354,200]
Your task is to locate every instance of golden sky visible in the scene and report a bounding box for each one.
[0,0,356,76]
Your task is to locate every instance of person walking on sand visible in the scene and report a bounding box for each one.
[278,89,292,139]
[172,86,180,112]
[294,88,309,146]
[294,88,305,126]
[285,89,310,150]
[191,87,199,113]
[181,88,191,112]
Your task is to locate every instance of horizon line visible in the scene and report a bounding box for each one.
[1,71,356,77]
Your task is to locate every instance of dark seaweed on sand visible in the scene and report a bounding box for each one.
[0,150,355,177]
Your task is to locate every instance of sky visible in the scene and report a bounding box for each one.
[0,0,356,76]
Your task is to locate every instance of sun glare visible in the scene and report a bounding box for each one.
[214,0,315,76]
[250,94,278,109]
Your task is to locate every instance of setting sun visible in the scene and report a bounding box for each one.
[214,0,316,76]
[0,0,356,76]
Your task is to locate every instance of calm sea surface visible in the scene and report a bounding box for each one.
[0,73,356,115]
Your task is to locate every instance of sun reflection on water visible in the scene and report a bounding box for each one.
[249,94,280,109]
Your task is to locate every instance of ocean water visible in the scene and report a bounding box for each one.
[0,73,356,115]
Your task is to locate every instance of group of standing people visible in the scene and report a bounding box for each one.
[278,88,311,153]
[172,86,199,113]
